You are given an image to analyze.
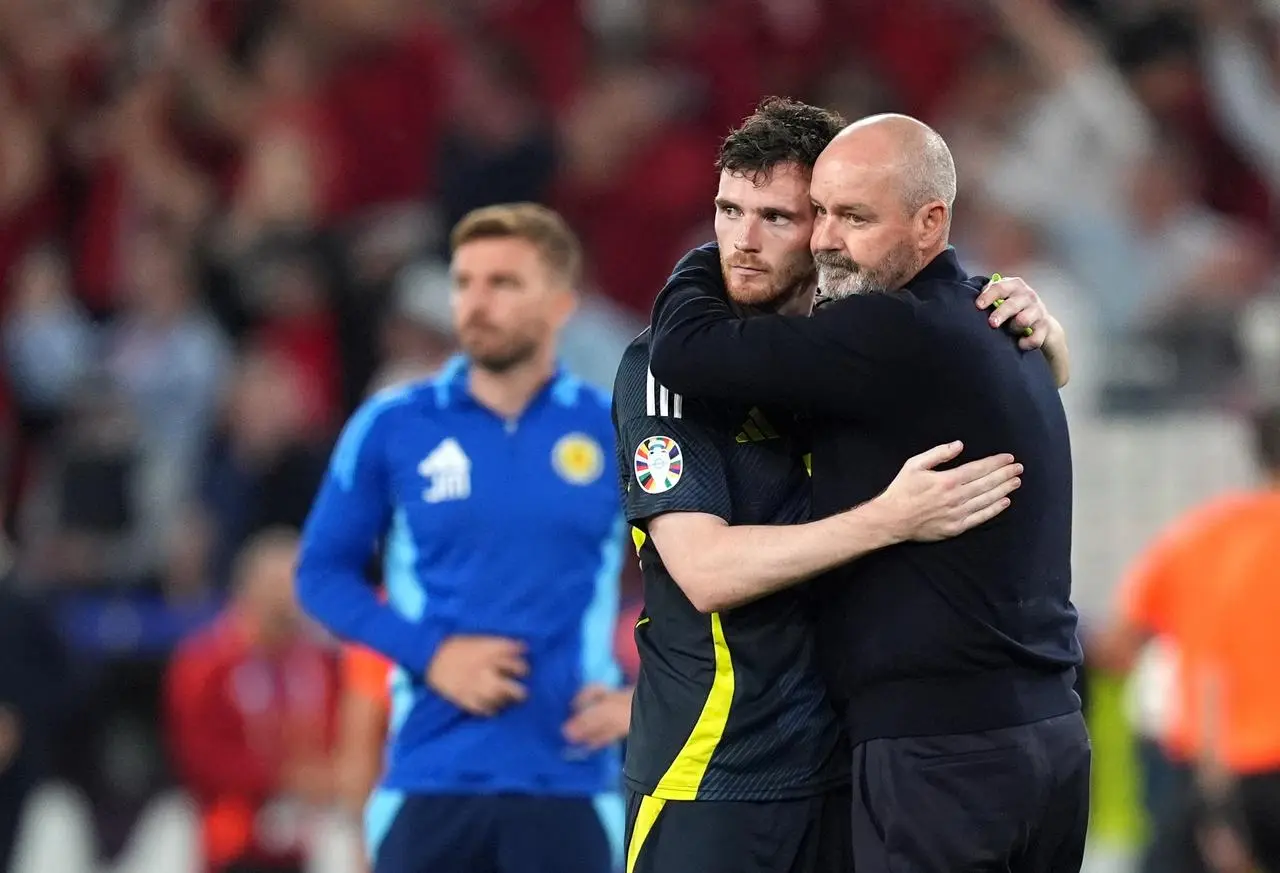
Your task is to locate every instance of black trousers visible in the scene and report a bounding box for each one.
[0,774,30,873]
[624,788,850,873]
[849,711,1092,872]
[1240,770,1280,872]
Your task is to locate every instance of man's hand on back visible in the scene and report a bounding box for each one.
[872,441,1022,543]
[976,275,1071,387]
[427,636,530,717]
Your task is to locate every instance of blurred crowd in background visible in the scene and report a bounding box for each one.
[0,0,1278,871]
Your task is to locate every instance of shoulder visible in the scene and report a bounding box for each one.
[336,382,427,449]
[907,276,983,318]
[654,243,726,319]
[550,369,613,416]
[813,289,921,334]
[612,333,654,417]
[550,371,614,437]
[329,373,455,484]
[348,358,475,432]
[670,241,721,275]
[170,620,234,677]
[1171,492,1268,543]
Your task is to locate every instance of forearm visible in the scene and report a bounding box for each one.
[1204,29,1280,185]
[295,556,446,675]
[650,290,808,407]
[989,0,1095,82]
[1043,315,1071,388]
[660,503,901,613]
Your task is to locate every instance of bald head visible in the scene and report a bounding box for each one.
[823,114,956,216]
[809,114,958,299]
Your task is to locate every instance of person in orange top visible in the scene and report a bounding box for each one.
[335,642,391,821]
[1197,407,1280,872]
[166,528,339,873]
[1098,406,1280,873]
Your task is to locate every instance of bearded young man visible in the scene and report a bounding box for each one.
[613,99,1068,873]
[648,112,1089,873]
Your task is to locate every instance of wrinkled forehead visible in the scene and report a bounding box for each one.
[810,153,902,208]
[717,164,813,211]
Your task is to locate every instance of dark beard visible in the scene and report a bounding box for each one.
[466,340,539,374]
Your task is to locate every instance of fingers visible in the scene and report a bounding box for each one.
[975,275,1026,307]
[958,495,1014,531]
[974,273,1009,309]
[943,453,1017,485]
[493,650,530,678]
[986,292,1029,328]
[958,467,1023,511]
[1019,322,1049,350]
[470,675,527,716]
[953,462,1022,504]
[483,637,527,657]
[493,676,528,706]
[989,296,1043,334]
[980,277,1045,340]
[906,441,964,471]
[572,683,610,712]
[563,709,605,746]
[562,707,621,750]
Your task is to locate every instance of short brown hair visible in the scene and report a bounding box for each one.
[717,97,846,182]
[450,202,583,287]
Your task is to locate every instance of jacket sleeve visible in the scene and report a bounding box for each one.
[295,395,448,677]
[647,257,921,418]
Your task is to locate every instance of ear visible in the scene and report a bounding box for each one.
[915,201,949,250]
[549,285,579,330]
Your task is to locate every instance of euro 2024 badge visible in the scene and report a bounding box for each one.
[553,432,605,486]
[634,435,683,494]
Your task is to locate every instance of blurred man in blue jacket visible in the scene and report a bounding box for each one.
[296,203,631,873]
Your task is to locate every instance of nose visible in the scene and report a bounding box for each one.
[734,216,761,253]
[810,213,838,254]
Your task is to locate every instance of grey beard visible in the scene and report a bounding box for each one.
[816,265,877,300]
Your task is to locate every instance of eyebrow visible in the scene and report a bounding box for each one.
[814,199,875,215]
[716,198,800,219]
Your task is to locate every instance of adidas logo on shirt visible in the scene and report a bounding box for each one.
[735,408,780,443]
[419,438,472,503]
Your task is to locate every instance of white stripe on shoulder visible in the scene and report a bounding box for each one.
[646,367,683,419]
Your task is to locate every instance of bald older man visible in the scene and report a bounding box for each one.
[647,114,1090,873]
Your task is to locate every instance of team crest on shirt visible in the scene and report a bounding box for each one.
[553,432,604,485]
[634,435,683,494]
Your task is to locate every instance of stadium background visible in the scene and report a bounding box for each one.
[0,0,1275,870]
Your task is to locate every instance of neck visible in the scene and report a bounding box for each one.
[921,241,949,268]
[892,242,950,292]
[741,275,819,318]
[234,608,290,654]
[775,275,818,315]
[468,352,557,420]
